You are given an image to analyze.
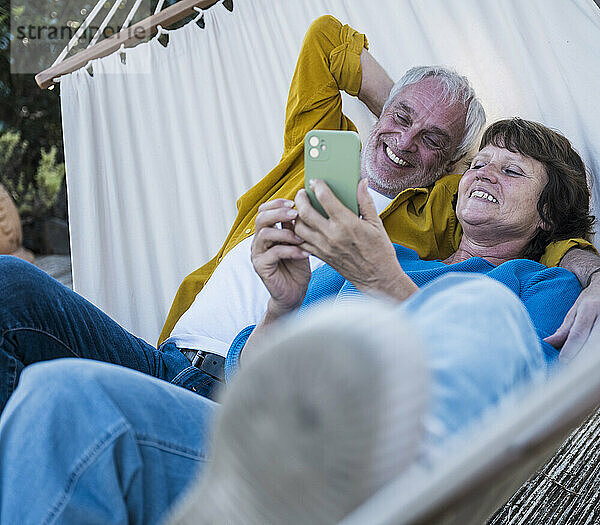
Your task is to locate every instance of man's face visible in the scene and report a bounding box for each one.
[362,77,467,198]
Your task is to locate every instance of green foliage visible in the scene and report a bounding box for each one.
[0,129,64,219]
[37,146,63,194]
[0,128,26,173]
[0,0,66,253]
[36,145,65,209]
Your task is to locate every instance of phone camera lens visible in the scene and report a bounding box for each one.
[309,136,319,147]
[309,147,319,158]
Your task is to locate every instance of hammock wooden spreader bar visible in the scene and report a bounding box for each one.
[35,0,220,89]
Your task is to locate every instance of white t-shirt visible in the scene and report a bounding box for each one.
[167,188,392,356]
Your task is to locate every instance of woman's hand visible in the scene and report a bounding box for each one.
[294,179,417,301]
[251,199,311,321]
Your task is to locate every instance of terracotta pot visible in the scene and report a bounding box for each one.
[0,184,34,262]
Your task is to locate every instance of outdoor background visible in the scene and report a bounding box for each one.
[1,0,67,255]
[0,0,211,256]
[2,0,599,257]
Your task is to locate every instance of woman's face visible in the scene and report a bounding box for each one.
[456,144,548,242]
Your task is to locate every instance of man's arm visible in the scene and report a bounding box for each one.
[283,15,369,152]
[358,49,394,117]
[160,16,374,344]
[240,199,312,364]
[559,248,600,288]
[545,248,600,360]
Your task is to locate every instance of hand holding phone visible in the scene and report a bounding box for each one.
[304,130,362,218]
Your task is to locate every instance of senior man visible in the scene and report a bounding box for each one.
[0,16,598,411]
[159,15,600,391]
[159,17,484,362]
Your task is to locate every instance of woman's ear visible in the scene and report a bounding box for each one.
[539,203,551,231]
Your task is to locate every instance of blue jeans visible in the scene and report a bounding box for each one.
[0,274,545,524]
[400,273,544,448]
[0,256,220,413]
[0,359,216,525]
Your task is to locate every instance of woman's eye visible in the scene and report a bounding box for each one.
[504,168,522,176]
[471,162,484,169]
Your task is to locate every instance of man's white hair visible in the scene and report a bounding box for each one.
[382,66,486,164]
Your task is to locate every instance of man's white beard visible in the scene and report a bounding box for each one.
[362,146,445,198]
[362,147,408,199]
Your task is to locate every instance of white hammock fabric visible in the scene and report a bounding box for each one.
[60,0,600,343]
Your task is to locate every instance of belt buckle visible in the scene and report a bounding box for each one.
[191,350,204,368]
[192,350,225,382]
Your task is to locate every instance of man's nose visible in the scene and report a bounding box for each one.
[396,130,418,153]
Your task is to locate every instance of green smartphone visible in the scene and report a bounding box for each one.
[304,130,362,218]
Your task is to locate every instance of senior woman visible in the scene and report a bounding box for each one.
[243,117,593,441]
[0,119,593,524]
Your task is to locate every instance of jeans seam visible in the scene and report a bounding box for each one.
[9,357,17,401]
[3,353,17,408]
[134,433,207,460]
[170,366,195,384]
[0,330,18,402]
[1,328,80,406]
[42,420,130,525]
[1,327,81,358]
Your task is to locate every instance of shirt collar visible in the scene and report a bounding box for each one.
[367,186,393,215]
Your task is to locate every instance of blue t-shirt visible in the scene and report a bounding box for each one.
[225,245,581,380]
[301,245,581,362]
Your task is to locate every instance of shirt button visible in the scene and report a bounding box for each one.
[245,228,252,234]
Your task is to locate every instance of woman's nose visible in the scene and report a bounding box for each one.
[475,164,498,183]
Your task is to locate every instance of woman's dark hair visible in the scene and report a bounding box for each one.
[479,118,595,261]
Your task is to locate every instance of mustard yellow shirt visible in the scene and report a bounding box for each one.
[158,15,593,345]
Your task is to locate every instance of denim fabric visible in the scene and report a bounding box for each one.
[224,324,256,383]
[0,274,549,523]
[400,273,545,447]
[170,364,223,400]
[0,359,215,525]
[0,256,218,412]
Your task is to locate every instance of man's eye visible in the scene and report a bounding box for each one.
[470,162,484,169]
[423,136,443,149]
[395,113,409,125]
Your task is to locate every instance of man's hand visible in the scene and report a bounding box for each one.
[545,272,600,362]
[251,199,311,320]
[294,178,417,301]
[546,248,600,361]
